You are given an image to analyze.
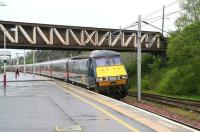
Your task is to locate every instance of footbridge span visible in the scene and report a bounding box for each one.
[0,21,167,53]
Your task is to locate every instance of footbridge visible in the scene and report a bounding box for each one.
[0,20,167,53]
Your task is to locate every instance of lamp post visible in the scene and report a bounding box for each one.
[24,50,26,75]
[3,32,6,87]
[33,50,35,77]
[3,28,17,87]
[1,1,7,87]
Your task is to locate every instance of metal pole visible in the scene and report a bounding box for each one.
[33,50,35,77]
[3,32,6,87]
[162,5,165,35]
[16,54,19,67]
[24,50,26,75]
[1,3,8,87]
[137,15,141,102]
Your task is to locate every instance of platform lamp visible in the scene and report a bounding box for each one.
[32,50,35,77]
[1,1,6,87]
[3,27,17,87]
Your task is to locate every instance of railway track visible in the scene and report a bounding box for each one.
[129,93,200,113]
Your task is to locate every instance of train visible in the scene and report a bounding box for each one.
[16,50,128,99]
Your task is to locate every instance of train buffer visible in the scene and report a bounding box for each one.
[0,72,198,132]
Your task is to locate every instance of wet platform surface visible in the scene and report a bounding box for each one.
[0,72,198,132]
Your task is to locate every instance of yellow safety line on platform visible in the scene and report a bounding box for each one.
[50,81,140,132]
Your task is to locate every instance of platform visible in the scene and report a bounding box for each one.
[0,72,198,132]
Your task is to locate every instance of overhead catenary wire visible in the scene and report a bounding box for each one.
[142,21,170,34]
[111,0,179,35]
[130,9,184,31]
[142,1,178,20]
[109,9,184,39]
[143,9,184,21]
[111,21,138,35]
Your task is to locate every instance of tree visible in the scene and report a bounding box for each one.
[158,22,200,95]
[176,0,200,29]
[168,22,200,65]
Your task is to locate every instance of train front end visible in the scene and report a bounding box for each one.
[93,52,128,98]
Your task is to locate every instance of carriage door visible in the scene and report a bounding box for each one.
[88,58,95,85]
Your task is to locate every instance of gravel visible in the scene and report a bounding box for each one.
[122,97,200,130]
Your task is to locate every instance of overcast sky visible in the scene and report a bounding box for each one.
[0,0,180,58]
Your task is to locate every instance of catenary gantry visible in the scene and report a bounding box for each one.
[0,20,167,53]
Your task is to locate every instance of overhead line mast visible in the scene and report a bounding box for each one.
[162,5,165,35]
[137,15,142,102]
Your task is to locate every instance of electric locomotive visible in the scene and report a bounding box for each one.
[67,50,128,98]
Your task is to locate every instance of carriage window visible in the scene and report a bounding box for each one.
[113,56,121,65]
[108,58,115,65]
[95,56,121,66]
[95,58,108,66]
[108,56,121,65]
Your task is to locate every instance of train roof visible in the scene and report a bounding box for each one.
[71,50,120,60]
[90,50,120,58]
[51,58,69,64]
[25,50,120,65]
[26,58,69,66]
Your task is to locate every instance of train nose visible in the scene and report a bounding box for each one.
[95,65,128,86]
[96,65,127,78]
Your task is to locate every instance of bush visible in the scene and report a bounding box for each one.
[124,53,154,90]
[142,76,151,90]
[158,65,200,95]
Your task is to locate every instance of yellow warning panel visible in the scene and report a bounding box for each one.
[96,65,127,77]
[98,80,127,86]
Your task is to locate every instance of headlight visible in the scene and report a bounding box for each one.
[102,77,108,81]
[120,75,127,79]
[96,77,108,81]
[97,77,103,81]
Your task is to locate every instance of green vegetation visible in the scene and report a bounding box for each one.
[124,53,163,92]
[159,22,200,96]
[175,0,200,29]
